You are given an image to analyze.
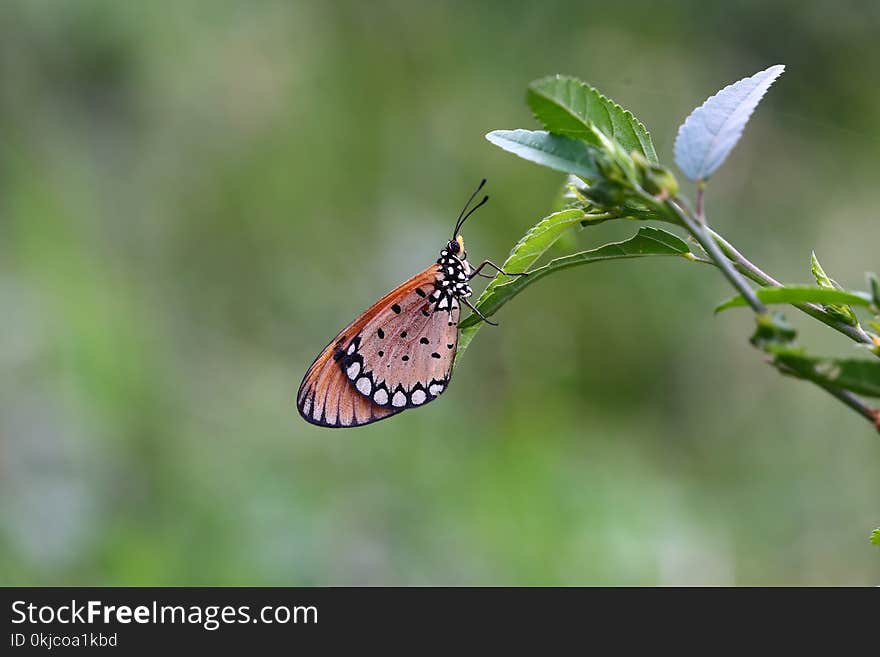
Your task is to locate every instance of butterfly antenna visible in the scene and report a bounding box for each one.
[453,178,488,238]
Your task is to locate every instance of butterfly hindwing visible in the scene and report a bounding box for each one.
[297,342,400,428]
[297,265,449,427]
[338,275,459,410]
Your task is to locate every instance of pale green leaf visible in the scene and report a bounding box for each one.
[675,65,785,181]
[716,286,872,313]
[485,129,599,179]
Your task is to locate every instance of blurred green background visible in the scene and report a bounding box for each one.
[1,0,878,586]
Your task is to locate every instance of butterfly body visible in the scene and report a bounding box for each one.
[297,181,522,428]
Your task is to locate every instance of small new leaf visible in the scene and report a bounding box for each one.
[716,286,872,313]
[872,528,880,546]
[810,252,859,326]
[674,64,785,181]
[486,129,599,180]
[810,251,836,290]
[527,75,658,163]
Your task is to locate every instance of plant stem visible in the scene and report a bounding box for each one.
[696,180,706,220]
[661,193,879,432]
[821,386,880,431]
[706,227,880,352]
[664,198,767,314]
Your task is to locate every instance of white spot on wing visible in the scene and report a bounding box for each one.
[411,389,427,405]
[303,396,312,415]
[392,391,407,407]
[438,297,448,309]
[429,383,444,396]
[373,388,388,405]
[346,361,361,379]
[356,377,372,395]
[347,342,356,355]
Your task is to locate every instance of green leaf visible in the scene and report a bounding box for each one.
[715,286,872,313]
[872,528,880,546]
[811,251,858,326]
[485,129,599,179]
[457,208,585,354]
[469,225,691,323]
[479,208,586,302]
[527,75,658,163]
[769,347,880,398]
[457,226,691,353]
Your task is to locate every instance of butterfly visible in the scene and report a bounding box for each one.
[297,179,526,428]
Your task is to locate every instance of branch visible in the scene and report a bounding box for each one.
[660,194,880,434]
[774,359,880,432]
[819,386,880,431]
[662,197,767,314]
[706,228,880,353]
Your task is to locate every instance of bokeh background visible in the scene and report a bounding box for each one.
[2,0,878,586]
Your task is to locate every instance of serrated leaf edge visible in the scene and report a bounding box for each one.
[528,75,657,162]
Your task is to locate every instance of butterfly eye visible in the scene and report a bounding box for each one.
[447,240,460,254]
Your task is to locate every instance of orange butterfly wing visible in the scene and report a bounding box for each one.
[297,264,458,427]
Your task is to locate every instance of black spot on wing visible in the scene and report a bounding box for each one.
[391,304,401,314]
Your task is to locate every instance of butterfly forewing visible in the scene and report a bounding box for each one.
[298,264,458,427]
[343,278,459,410]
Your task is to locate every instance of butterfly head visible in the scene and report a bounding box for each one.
[446,234,467,260]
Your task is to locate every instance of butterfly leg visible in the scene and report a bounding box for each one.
[461,297,498,326]
[468,260,529,280]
